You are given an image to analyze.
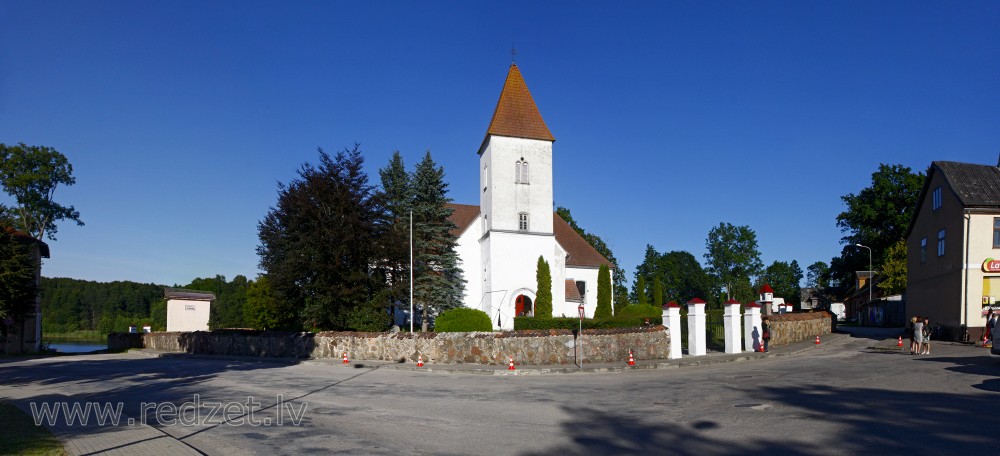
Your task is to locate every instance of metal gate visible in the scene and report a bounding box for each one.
[678,309,727,353]
[706,309,725,351]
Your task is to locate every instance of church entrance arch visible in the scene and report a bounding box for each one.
[512,289,536,317]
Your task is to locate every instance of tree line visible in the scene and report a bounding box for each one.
[39,275,254,334]
[629,224,803,309]
[623,163,925,310]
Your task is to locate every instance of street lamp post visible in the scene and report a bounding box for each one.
[854,243,873,304]
[578,303,585,368]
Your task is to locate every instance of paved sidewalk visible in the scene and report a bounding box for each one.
[130,332,852,375]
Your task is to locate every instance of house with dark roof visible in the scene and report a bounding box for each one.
[906,160,1000,341]
[165,288,215,332]
[447,63,613,329]
[1,228,49,353]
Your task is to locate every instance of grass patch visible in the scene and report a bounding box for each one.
[0,402,66,456]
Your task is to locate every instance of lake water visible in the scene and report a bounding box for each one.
[46,340,107,353]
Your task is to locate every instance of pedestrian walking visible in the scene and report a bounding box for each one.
[913,316,925,355]
[762,316,771,353]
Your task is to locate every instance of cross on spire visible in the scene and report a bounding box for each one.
[511,43,517,63]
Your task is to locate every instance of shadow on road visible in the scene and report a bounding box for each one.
[529,379,1000,455]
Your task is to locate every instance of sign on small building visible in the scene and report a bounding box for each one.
[165,288,215,332]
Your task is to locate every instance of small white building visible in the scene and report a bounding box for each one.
[447,63,614,329]
[165,288,214,332]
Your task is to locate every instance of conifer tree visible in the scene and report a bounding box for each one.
[534,256,552,318]
[379,151,413,308]
[595,264,612,318]
[411,151,465,331]
[635,276,648,306]
[0,228,37,324]
[653,277,664,308]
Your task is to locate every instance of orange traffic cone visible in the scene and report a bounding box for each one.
[508,356,516,371]
[417,353,424,367]
[814,335,821,345]
[627,350,636,366]
[342,352,349,364]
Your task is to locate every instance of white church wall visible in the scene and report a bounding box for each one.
[486,230,559,329]
[454,216,483,312]
[562,266,602,318]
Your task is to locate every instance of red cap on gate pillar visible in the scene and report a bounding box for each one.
[686,298,706,306]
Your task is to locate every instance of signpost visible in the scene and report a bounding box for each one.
[578,303,585,368]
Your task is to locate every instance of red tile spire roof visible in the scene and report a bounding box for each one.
[483,64,555,143]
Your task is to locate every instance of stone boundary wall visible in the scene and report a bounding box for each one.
[119,326,671,365]
[768,311,833,346]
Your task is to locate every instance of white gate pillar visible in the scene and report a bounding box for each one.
[686,298,707,357]
[662,301,683,359]
[744,302,763,352]
[723,299,743,354]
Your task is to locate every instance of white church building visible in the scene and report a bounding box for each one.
[447,63,613,330]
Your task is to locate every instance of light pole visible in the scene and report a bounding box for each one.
[410,210,414,334]
[854,243,872,304]
[578,303,585,368]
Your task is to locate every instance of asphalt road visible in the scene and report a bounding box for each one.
[2,328,999,455]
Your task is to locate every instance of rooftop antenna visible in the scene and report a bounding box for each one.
[511,43,517,63]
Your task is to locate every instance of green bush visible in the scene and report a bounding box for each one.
[617,304,662,318]
[434,308,493,332]
[514,315,662,330]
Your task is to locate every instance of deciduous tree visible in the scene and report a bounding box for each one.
[832,164,923,287]
[758,260,803,307]
[878,239,908,295]
[704,222,763,304]
[806,261,830,290]
[257,145,388,330]
[0,143,83,240]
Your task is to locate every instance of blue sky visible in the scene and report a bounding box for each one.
[2,1,998,287]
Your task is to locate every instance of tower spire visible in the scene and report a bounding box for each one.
[482,64,554,144]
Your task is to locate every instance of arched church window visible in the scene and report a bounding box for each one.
[515,160,529,184]
[518,212,529,231]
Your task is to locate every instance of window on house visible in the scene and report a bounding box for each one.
[920,238,927,263]
[518,212,529,231]
[515,159,528,184]
[937,229,945,256]
[994,218,1000,248]
[933,187,942,210]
